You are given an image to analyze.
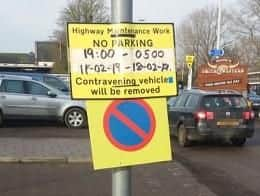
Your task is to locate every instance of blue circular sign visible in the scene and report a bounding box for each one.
[103,100,156,151]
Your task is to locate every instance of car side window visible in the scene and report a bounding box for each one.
[185,95,200,108]
[175,94,189,107]
[44,76,67,91]
[25,81,49,96]
[1,79,25,94]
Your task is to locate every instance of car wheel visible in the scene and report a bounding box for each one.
[231,138,246,146]
[178,124,190,147]
[64,108,87,128]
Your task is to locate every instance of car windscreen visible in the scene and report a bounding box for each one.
[201,95,248,109]
[44,76,69,93]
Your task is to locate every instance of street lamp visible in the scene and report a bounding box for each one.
[216,0,222,50]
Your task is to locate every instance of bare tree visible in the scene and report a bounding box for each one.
[52,0,109,72]
[227,0,260,67]
[177,5,231,76]
[57,0,108,27]
[54,0,109,41]
[242,0,260,21]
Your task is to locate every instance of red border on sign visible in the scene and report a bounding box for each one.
[103,99,156,151]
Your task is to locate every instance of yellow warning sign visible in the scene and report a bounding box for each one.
[67,23,177,99]
[185,55,194,69]
[86,98,172,170]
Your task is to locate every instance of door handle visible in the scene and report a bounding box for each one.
[0,95,6,99]
[32,97,37,101]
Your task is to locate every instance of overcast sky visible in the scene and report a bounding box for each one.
[0,0,236,53]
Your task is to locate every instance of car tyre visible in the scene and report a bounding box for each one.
[64,108,87,128]
[231,137,246,146]
[178,124,190,147]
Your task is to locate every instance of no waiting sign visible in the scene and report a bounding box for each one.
[103,99,155,151]
[87,98,172,170]
[67,23,177,99]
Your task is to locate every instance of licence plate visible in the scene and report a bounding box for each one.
[217,119,239,126]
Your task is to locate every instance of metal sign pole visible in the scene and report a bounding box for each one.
[181,62,184,82]
[216,0,222,50]
[187,68,192,90]
[112,168,131,196]
[111,0,132,196]
[111,0,132,23]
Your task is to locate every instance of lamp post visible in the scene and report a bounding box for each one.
[111,1,132,196]
[216,0,222,50]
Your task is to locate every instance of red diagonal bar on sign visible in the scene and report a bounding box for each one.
[112,109,148,139]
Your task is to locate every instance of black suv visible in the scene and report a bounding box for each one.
[168,89,255,147]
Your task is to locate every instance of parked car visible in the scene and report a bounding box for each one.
[0,72,69,94]
[168,89,255,147]
[0,74,87,128]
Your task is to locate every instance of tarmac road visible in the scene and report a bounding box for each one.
[0,120,216,196]
[0,162,217,196]
[173,124,260,196]
[0,120,88,138]
[0,120,259,196]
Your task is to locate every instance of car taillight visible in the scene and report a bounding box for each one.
[251,111,255,119]
[243,111,254,120]
[195,111,214,120]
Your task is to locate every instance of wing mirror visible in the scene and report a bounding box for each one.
[47,91,57,98]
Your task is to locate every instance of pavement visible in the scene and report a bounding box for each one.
[0,137,217,196]
[0,138,90,163]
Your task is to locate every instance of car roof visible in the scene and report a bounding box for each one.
[0,71,46,75]
[0,74,33,80]
[0,71,47,78]
[182,89,242,96]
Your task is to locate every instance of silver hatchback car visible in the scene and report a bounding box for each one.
[0,75,87,128]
